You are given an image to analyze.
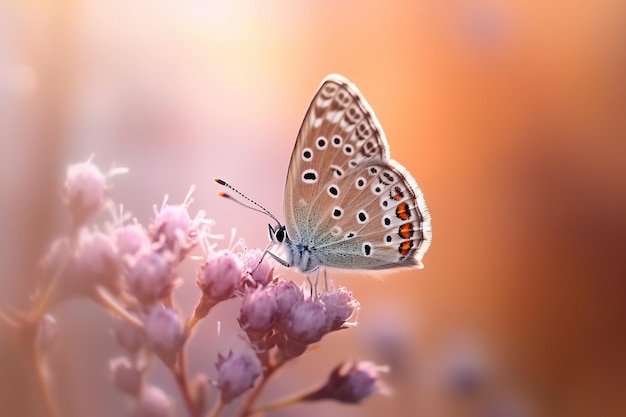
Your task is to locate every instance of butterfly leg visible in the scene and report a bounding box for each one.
[257,243,291,270]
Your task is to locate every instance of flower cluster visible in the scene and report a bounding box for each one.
[4,158,388,417]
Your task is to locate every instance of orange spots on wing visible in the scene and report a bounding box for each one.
[399,240,414,257]
[398,223,414,239]
[396,202,411,220]
[390,186,404,201]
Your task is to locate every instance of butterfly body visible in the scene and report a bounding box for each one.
[269,74,432,273]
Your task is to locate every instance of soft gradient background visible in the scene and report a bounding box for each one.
[1,1,625,417]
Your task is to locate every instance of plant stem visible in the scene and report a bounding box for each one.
[248,392,306,416]
[172,349,200,417]
[236,363,280,417]
[28,319,61,417]
[205,398,224,417]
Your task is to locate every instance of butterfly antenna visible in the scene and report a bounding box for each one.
[214,178,281,225]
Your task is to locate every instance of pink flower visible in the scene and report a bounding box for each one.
[273,280,304,316]
[197,250,244,302]
[64,160,108,225]
[72,230,121,295]
[110,356,143,396]
[151,203,194,259]
[284,299,328,344]
[216,351,261,403]
[144,308,184,367]
[115,224,151,259]
[239,287,277,336]
[133,385,173,417]
[111,314,145,353]
[243,249,274,287]
[319,287,359,331]
[125,251,176,304]
[304,361,389,404]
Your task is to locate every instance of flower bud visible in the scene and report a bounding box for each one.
[133,385,173,417]
[197,250,244,302]
[305,361,389,404]
[216,351,261,403]
[115,224,151,259]
[243,249,274,287]
[151,204,193,258]
[144,308,184,367]
[74,230,121,295]
[64,160,107,225]
[126,251,176,304]
[239,288,277,336]
[110,356,143,396]
[111,314,144,353]
[319,287,359,331]
[273,280,304,316]
[284,299,328,344]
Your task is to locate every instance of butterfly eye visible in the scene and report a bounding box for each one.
[275,226,286,243]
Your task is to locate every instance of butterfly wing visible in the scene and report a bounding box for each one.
[307,160,432,269]
[284,74,390,243]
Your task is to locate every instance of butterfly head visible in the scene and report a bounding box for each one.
[268,223,289,245]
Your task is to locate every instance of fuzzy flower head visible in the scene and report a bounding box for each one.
[239,287,277,338]
[197,249,244,302]
[64,160,107,225]
[133,385,173,417]
[216,351,261,403]
[111,313,145,353]
[48,229,121,300]
[125,250,177,304]
[150,188,202,260]
[109,356,143,396]
[284,299,329,345]
[144,308,185,367]
[63,158,127,227]
[243,249,274,287]
[305,361,390,404]
[115,224,151,260]
[319,287,360,331]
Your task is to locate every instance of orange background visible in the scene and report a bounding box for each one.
[1,1,625,417]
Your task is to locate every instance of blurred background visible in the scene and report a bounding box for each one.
[1,1,625,416]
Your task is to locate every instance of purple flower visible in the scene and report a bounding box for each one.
[133,385,173,417]
[144,308,184,367]
[125,251,176,304]
[284,299,328,344]
[64,160,108,225]
[111,314,145,353]
[304,361,389,404]
[243,249,274,287]
[319,287,359,331]
[151,203,195,259]
[70,230,121,296]
[273,280,304,317]
[197,250,244,302]
[216,351,261,403]
[239,287,277,336]
[115,224,151,259]
[110,356,143,396]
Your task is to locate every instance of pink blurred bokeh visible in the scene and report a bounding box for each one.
[1,1,625,416]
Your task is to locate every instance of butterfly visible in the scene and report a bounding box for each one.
[218,74,431,274]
